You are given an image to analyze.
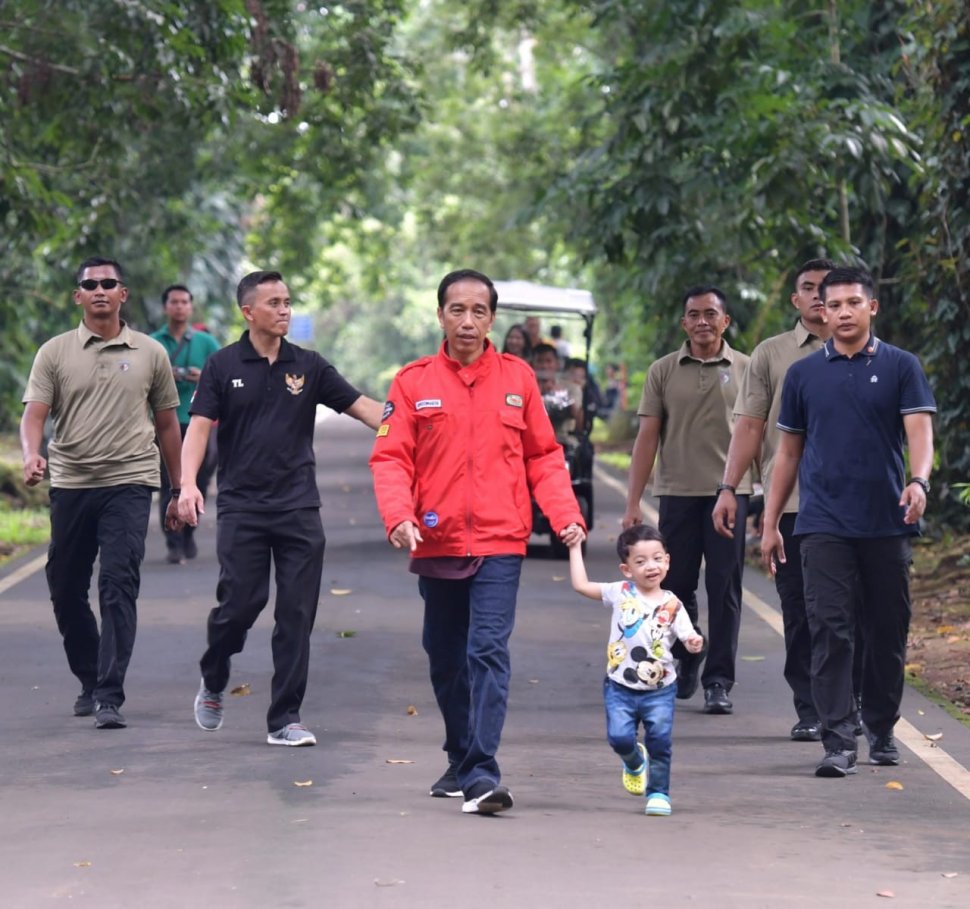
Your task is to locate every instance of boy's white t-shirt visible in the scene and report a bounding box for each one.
[600,581,695,691]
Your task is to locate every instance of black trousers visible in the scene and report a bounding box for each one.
[658,494,748,691]
[46,485,152,706]
[200,508,325,732]
[158,422,215,553]
[800,533,912,753]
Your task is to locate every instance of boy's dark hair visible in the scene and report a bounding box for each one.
[564,357,586,372]
[819,266,875,301]
[616,523,667,561]
[436,269,498,313]
[793,258,838,287]
[550,324,563,339]
[682,284,727,310]
[162,283,192,304]
[236,270,284,308]
[76,256,125,284]
[532,342,559,361]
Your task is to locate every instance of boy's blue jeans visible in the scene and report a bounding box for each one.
[603,678,677,796]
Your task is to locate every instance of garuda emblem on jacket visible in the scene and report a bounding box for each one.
[285,373,305,396]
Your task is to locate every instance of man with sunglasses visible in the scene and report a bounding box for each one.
[21,257,184,730]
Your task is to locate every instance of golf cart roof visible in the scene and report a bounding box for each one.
[493,280,596,317]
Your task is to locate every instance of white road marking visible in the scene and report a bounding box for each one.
[593,463,970,800]
[0,553,47,597]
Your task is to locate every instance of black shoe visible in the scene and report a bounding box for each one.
[703,684,733,714]
[815,749,857,777]
[790,720,822,742]
[462,783,513,815]
[74,690,95,717]
[429,767,462,798]
[166,546,185,565]
[867,732,900,766]
[183,534,198,560]
[853,696,863,736]
[94,703,127,729]
[676,652,702,700]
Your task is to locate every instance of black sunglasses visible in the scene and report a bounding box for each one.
[78,278,123,291]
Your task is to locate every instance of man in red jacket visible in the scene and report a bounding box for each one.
[370,269,586,815]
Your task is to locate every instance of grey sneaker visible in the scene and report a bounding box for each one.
[868,732,900,765]
[267,723,317,746]
[94,703,127,729]
[194,681,224,731]
[815,749,857,777]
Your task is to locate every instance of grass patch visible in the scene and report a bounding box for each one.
[0,507,49,548]
[905,672,970,730]
[596,450,631,472]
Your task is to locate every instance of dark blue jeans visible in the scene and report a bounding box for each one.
[46,485,152,707]
[603,679,677,796]
[418,555,523,793]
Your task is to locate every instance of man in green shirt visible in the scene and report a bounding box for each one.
[151,284,219,564]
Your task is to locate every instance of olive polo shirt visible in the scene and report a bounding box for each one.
[637,339,753,496]
[22,321,179,489]
[777,336,937,538]
[733,320,823,514]
[149,326,220,425]
[190,331,362,514]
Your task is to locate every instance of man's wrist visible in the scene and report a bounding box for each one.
[908,476,930,494]
[715,482,736,496]
[169,488,181,497]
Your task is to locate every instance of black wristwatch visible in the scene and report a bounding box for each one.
[170,488,181,498]
[908,477,930,494]
[715,483,736,496]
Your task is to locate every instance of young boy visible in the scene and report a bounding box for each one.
[569,525,704,815]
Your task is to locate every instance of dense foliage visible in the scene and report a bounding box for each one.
[1,0,967,523]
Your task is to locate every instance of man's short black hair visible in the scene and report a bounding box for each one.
[616,523,667,562]
[550,324,563,339]
[162,283,193,305]
[236,270,284,308]
[682,284,727,310]
[532,342,559,361]
[76,256,124,284]
[794,258,838,287]
[436,269,498,312]
[564,357,587,372]
[819,266,875,301]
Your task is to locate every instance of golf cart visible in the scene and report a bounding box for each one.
[493,280,597,558]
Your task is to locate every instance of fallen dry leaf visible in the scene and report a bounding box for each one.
[936,625,955,634]
[109,769,124,776]
[876,891,895,899]
[374,879,405,887]
[529,678,539,684]
[406,705,418,716]
[336,630,356,638]
[740,655,765,662]
[341,484,352,492]
[885,781,904,790]
[74,862,92,868]
[330,588,352,596]
[230,683,252,696]
[552,575,565,582]
[918,709,925,715]
[293,780,313,787]
[386,759,414,764]
[942,872,959,878]
[924,732,943,742]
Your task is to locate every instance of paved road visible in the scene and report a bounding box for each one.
[2,415,969,908]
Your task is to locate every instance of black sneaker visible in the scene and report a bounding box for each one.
[166,545,185,565]
[815,749,857,777]
[676,652,702,699]
[868,733,900,766]
[703,684,733,714]
[853,696,863,736]
[183,533,198,560]
[790,720,822,742]
[429,767,462,798]
[74,690,95,717]
[462,784,513,815]
[94,703,127,729]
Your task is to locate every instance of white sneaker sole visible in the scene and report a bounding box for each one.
[267,733,317,746]
[462,786,513,814]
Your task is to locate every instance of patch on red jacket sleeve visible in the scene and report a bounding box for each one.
[376,424,390,437]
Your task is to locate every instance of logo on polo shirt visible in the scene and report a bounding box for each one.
[285,373,305,395]
[423,511,439,528]
[382,400,395,421]
[416,399,442,411]
[232,379,244,388]
[870,375,879,383]
[505,394,523,408]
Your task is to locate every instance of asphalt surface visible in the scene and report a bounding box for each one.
[2,414,970,909]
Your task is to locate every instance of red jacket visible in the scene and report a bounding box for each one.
[369,341,584,557]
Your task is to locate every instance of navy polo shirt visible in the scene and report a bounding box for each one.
[777,336,936,538]
[190,331,362,513]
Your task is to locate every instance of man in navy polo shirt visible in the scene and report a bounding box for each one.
[761,265,935,779]
[178,270,382,746]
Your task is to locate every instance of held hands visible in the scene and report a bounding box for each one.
[684,633,704,655]
[22,454,46,487]
[559,523,586,547]
[389,520,423,551]
[621,505,642,530]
